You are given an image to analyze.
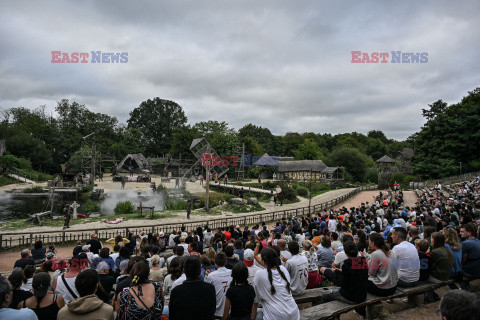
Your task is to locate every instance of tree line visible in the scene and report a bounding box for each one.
[1,88,479,181]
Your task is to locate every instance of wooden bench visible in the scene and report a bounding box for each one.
[298,280,454,320]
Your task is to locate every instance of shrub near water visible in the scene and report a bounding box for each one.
[83,200,100,213]
[114,201,136,215]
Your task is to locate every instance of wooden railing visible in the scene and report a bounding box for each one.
[0,185,377,249]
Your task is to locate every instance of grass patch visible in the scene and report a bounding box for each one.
[0,175,18,187]
[257,194,271,203]
[226,203,265,213]
[310,190,330,197]
[279,197,301,205]
[153,212,177,219]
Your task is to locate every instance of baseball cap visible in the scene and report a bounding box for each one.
[46,252,55,258]
[82,244,91,251]
[393,219,406,228]
[244,249,254,267]
[159,232,165,237]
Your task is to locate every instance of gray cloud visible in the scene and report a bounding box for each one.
[1,0,479,140]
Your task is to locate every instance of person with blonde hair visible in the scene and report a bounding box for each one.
[149,255,164,283]
[302,240,322,289]
[443,227,462,279]
[205,247,217,263]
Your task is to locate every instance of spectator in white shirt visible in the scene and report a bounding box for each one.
[328,215,338,233]
[283,242,308,296]
[391,227,420,287]
[252,247,300,320]
[205,252,232,318]
[243,249,259,286]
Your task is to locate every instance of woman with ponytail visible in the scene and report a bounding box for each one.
[117,260,166,319]
[252,247,300,320]
[364,232,398,296]
[18,272,64,320]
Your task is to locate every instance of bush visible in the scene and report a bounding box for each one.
[164,198,187,210]
[83,200,100,213]
[193,193,233,209]
[280,186,297,201]
[297,186,308,197]
[0,154,20,168]
[81,185,94,193]
[263,181,275,189]
[16,157,33,170]
[364,168,379,184]
[114,201,136,215]
[311,183,330,193]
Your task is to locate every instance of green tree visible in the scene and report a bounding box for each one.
[193,121,239,156]
[411,88,480,179]
[170,125,199,158]
[327,147,374,182]
[280,132,303,156]
[241,136,264,157]
[127,98,187,157]
[367,130,389,144]
[293,139,323,160]
[238,124,276,154]
[365,138,386,161]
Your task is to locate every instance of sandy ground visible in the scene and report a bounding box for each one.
[334,190,418,210]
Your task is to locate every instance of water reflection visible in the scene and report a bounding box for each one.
[0,189,167,220]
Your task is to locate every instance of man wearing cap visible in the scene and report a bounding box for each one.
[158,232,168,252]
[244,249,260,285]
[82,245,94,263]
[86,233,102,255]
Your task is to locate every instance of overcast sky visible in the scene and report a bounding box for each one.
[1,1,479,140]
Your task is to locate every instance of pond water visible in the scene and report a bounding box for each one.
[0,190,167,220]
[0,194,65,220]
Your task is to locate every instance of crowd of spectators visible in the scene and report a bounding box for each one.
[1,176,480,319]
